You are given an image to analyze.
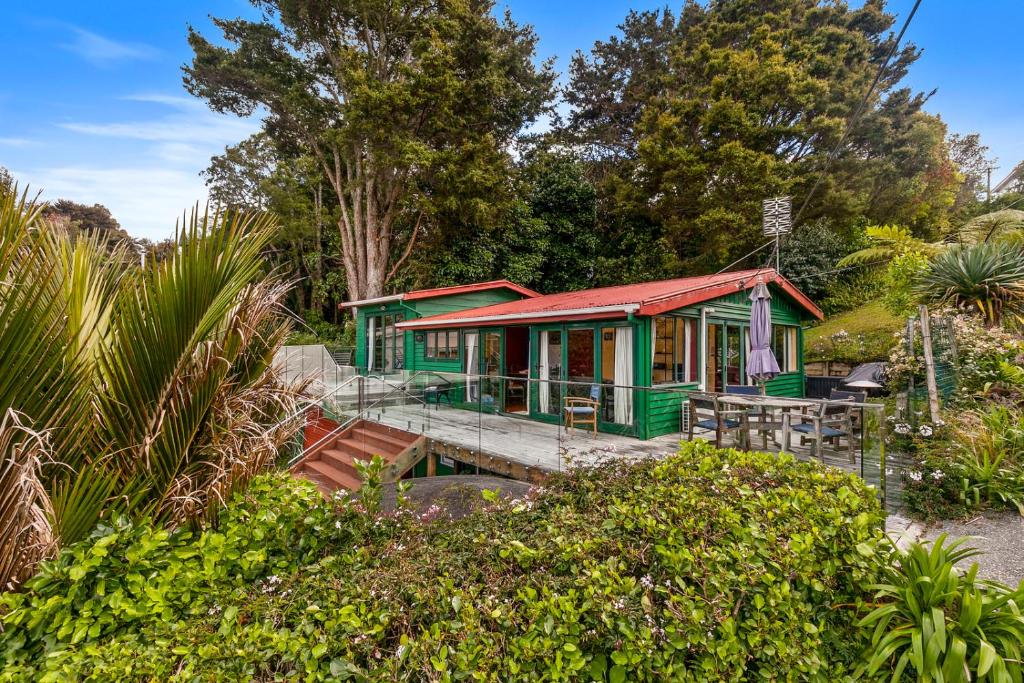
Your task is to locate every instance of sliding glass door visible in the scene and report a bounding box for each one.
[365,313,403,373]
[704,320,750,391]
[532,324,635,433]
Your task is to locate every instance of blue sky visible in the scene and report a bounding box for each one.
[2,1,1022,240]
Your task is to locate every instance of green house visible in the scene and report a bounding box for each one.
[342,270,823,439]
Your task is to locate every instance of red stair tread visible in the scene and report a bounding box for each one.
[302,459,362,491]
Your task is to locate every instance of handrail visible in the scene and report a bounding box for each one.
[287,371,435,467]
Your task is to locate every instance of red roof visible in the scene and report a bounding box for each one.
[396,269,823,329]
[340,279,540,308]
[403,279,540,301]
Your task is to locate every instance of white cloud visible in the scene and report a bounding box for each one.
[18,92,261,240]
[60,26,158,66]
[0,137,34,147]
[13,165,210,241]
[59,95,255,145]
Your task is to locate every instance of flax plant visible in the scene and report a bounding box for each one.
[0,186,305,589]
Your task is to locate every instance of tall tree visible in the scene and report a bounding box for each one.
[561,0,957,272]
[204,133,343,318]
[185,0,554,300]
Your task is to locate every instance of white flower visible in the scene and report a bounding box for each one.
[908,471,923,482]
[932,470,944,481]
[919,424,934,437]
[894,423,911,435]
[335,520,342,529]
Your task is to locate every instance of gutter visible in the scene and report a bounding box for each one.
[340,293,404,308]
[396,304,641,329]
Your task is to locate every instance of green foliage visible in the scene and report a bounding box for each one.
[0,190,302,588]
[883,252,932,316]
[819,271,886,317]
[916,243,1024,326]
[805,301,903,364]
[186,0,554,300]
[1,442,886,680]
[837,225,941,269]
[778,219,861,302]
[952,406,1024,515]
[0,475,343,677]
[410,149,600,294]
[858,534,1024,682]
[561,3,957,272]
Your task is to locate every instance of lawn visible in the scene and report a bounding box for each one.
[804,301,903,364]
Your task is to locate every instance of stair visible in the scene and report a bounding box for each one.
[291,419,423,495]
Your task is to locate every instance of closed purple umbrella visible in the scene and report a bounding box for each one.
[746,280,781,384]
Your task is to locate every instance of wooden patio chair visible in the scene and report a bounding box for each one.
[564,385,600,435]
[786,398,856,462]
[687,392,749,449]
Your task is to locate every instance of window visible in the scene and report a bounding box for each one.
[771,325,799,373]
[652,316,698,384]
[425,330,459,360]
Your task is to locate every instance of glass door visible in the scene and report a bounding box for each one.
[566,328,596,403]
[600,326,633,427]
[481,331,502,411]
[725,324,743,387]
[533,328,563,417]
[705,323,722,392]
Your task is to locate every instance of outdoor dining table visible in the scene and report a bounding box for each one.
[712,394,819,449]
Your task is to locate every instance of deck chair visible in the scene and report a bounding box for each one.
[564,385,600,435]
[787,399,856,462]
[687,392,749,449]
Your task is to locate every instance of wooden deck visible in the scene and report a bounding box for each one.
[355,403,903,509]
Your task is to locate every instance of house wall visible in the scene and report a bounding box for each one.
[639,284,808,439]
[353,289,526,372]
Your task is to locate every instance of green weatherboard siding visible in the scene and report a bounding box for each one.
[353,289,524,371]
[352,282,813,440]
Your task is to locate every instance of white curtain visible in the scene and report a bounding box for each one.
[539,331,550,413]
[464,332,479,401]
[614,327,633,425]
[366,316,376,372]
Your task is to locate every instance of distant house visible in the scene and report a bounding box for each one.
[342,270,823,439]
[994,162,1024,195]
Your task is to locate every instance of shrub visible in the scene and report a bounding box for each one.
[859,535,1024,682]
[952,406,1024,515]
[916,242,1024,327]
[1,442,886,681]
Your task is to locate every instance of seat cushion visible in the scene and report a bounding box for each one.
[792,423,846,438]
[696,418,739,430]
[565,407,595,415]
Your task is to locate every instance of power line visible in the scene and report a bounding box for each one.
[715,239,776,274]
[782,259,890,282]
[791,0,924,228]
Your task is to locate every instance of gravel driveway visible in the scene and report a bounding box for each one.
[920,511,1024,587]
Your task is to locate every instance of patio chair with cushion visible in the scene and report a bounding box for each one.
[687,392,749,449]
[564,385,601,435]
[829,388,867,430]
[786,398,856,462]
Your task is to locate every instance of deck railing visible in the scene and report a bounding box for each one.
[286,370,903,509]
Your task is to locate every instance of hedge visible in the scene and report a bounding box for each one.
[0,441,886,681]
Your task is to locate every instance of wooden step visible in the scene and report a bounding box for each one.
[330,438,387,463]
[301,459,362,491]
[360,420,419,440]
[317,448,360,478]
[348,427,416,454]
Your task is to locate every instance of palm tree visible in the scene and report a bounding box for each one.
[952,209,1024,246]
[837,224,942,269]
[915,242,1024,327]
[0,188,305,589]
